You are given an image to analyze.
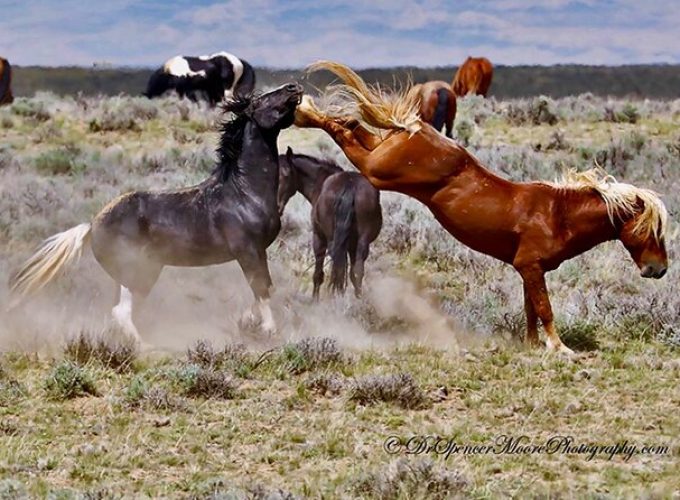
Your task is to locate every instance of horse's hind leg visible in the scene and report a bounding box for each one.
[110,263,162,349]
[312,231,327,301]
[350,239,370,298]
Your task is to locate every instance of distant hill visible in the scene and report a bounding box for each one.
[11,64,680,99]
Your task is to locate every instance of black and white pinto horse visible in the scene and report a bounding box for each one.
[144,52,256,106]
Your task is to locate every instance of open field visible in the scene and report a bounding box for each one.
[0,92,679,497]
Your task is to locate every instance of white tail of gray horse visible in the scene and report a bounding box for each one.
[9,222,91,308]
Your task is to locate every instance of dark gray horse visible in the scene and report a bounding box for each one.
[10,83,303,345]
[277,148,382,298]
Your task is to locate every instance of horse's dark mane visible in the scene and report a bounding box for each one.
[214,94,254,182]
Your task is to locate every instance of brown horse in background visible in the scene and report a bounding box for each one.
[278,147,382,298]
[294,61,668,355]
[0,57,14,105]
[408,81,457,138]
[452,56,493,97]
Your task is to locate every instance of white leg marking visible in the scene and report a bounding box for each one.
[112,286,142,343]
[258,298,276,335]
[545,337,575,357]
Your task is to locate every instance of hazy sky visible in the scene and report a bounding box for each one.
[1,0,678,67]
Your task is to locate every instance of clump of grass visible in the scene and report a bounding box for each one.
[174,364,237,399]
[529,96,559,125]
[11,99,51,121]
[348,373,430,409]
[605,102,639,124]
[615,313,663,342]
[64,329,137,373]
[185,340,259,377]
[44,361,99,400]
[559,320,601,351]
[125,375,182,410]
[89,112,140,132]
[0,364,27,405]
[280,337,344,374]
[33,147,83,175]
[350,458,468,499]
[0,479,27,499]
[505,96,558,126]
[454,117,475,147]
[186,339,222,368]
[304,372,345,396]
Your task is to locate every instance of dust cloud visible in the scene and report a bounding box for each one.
[0,248,464,356]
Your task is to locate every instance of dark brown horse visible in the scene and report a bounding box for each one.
[294,62,668,355]
[277,147,382,298]
[0,57,14,105]
[451,56,493,97]
[408,81,456,138]
[9,83,304,346]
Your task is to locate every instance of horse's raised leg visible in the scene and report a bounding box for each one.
[295,104,373,167]
[236,250,276,335]
[523,283,540,347]
[517,265,574,356]
[312,230,327,301]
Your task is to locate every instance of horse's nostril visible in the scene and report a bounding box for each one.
[656,268,667,279]
[286,83,299,92]
[640,266,654,278]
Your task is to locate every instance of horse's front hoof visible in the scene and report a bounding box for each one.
[546,340,576,360]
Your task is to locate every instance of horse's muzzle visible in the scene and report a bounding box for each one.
[641,264,667,279]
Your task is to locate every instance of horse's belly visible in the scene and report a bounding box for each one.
[152,241,234,267]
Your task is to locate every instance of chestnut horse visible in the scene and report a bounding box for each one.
[294,61,668,355]
[452,56,493,97]
[408,81,457,138]
[277,147,382,298]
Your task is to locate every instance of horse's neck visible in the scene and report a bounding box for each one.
[558,188,619,249]
[230,122,280,198]
[296,162,337,204]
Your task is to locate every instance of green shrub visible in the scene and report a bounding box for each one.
[280,337,344,374]
[11,99,51,121]
[173,364,237,399]
[44,361,99,400]
[34,147,83,175]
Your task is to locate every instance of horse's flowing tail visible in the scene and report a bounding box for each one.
[329,182,356,293]
[8,223,91,307]
[306,60,421,134]
[432,88,449,132]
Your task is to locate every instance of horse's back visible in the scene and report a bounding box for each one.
[315,172,381,243]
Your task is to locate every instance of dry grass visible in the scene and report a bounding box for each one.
[0,92,678,496]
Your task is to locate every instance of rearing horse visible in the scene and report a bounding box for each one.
[9,83,304,345]
[294,61,668,355]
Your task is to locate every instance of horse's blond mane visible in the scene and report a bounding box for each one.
[549,168,668,242]
[306,60,422,134]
